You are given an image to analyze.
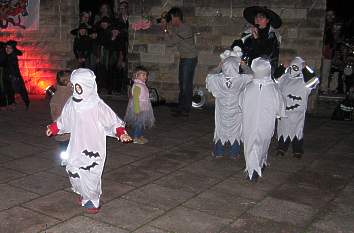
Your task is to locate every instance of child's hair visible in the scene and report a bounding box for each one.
[133,65,149,78]
[56,70,71,86]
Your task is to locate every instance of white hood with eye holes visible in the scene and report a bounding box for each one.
[286,56,305,79]
[70,68,100,110]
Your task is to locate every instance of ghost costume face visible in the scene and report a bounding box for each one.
[206,52,252,146]
[240,58,285,179]
[277,57,317,141]
[54,68,125,208]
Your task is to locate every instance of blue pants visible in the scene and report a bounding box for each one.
[178,57,198,113]
[132,124,143,138]
[213,140,240,157]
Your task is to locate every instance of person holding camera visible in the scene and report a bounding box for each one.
[162,7,198,117]
[231,6,282,77]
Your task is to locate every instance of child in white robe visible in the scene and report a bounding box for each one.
[206,47,252,158]
[276,57,319,158]
[240,57,285,182]
[46,68,132,214]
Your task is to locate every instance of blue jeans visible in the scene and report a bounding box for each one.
[132,124,143,138]
[178,57,198,113]
[213,140,240,157]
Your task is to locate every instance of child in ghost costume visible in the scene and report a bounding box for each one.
[46,68,132,214]
[240,57,285,181]
[206,47,252,158]
[276,57,319,158]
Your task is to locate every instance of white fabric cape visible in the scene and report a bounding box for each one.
[56,68,125,208]
[240,77,285,179]
[206,73,252,145]
[277,72,312,140]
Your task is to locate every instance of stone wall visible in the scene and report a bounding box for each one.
[127,0,326,104]
[0,0,79,93]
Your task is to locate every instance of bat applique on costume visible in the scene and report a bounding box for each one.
[287,94,302,101]
[80,162,99,171]
[68,171,80,178]
[286,104,300,110]
[225,78,232,88]
[82,150,100,158]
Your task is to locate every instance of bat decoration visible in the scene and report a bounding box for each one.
[225,78,232,88]
[82,150,100,158]
[286,104,300,110]
[287,94,302,101]
[80,162,99,171]
[68,171,80,178]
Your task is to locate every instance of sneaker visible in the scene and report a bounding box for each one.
[84,200,100,214]
[293,153,303,159]
[211,152,223,159]
[250,171,259,182]
[229,154,240,160]
[133,137,148,145]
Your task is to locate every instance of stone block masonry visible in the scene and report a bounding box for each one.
[127,0,326,110]
[0,0,79,94]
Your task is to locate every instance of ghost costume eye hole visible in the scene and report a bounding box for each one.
[75,84,83,95]
[292,65,299,71]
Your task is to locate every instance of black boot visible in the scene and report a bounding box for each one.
[250,171,259,182]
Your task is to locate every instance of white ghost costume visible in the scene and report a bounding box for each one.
[49,68,126,208]
[240,58,285,179]
[277,57,319,141]
[206,47,252,147]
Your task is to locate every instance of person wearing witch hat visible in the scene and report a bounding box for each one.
[4,40,30,110]
[231,6,282,76]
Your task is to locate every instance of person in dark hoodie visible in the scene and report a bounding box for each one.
[4,40,29,110]
[96,16,112,92]
[0,41,15,110]
[107,24,126,94]
[72,23,92,68]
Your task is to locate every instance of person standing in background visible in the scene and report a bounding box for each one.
[163,7,198,117]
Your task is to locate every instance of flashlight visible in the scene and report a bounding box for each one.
[60,151,69,160]
[60,151,69,167]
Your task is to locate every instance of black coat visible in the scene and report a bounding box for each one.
[232,26,280,75]
[73,36,92,60]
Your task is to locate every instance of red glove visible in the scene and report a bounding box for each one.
[47,122,59,136]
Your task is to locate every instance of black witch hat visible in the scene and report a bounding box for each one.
[243,6,282,29]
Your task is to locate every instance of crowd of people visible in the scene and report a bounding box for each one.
[320,9,354,95]
[42,5,322,215]
[71,1,129,95]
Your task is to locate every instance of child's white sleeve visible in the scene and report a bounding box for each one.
[98,101,126,137]
[55,102,72,134]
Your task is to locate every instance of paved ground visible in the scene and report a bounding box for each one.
[0,95,353,233]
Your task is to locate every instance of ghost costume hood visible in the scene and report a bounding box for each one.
[277,57,319,141]
[206,47,252,145]
[70,68,100,110]
[240,57,285,179]
[50,68,126,208]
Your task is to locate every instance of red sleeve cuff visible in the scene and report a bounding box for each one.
[48,122,59,136]
[116,127,127,138]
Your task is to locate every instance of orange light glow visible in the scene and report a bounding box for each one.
[1,33,56,94]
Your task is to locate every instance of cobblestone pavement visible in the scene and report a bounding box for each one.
[0,96,353,233]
